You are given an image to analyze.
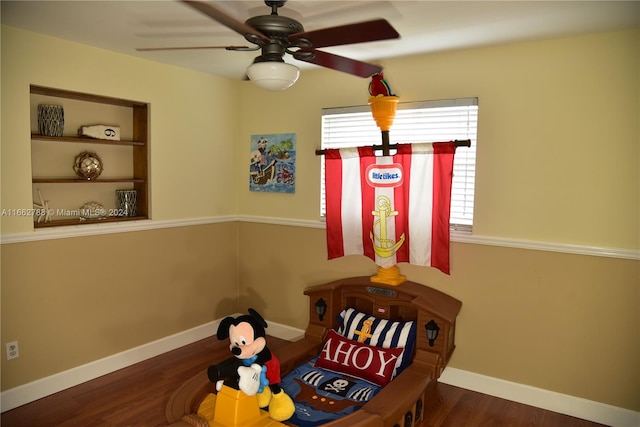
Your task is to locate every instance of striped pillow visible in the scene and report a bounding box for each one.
[336,308,416,375]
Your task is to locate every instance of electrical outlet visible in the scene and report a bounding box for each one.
[6,341,19,360]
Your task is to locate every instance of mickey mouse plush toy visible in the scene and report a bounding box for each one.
[208,308,295,422]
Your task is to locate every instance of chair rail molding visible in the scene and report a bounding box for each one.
[1,215,638,261]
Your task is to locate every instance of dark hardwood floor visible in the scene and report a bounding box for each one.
[1,336,606,427]
[424,382,607,427]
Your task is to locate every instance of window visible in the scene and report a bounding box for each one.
[320,98,478,231]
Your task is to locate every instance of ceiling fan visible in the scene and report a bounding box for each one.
[137,0,400,90]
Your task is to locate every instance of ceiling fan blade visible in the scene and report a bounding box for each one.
[181,0,269,43]
[136,45,251,52]
[293,49,382,78]
[288,19,399,49]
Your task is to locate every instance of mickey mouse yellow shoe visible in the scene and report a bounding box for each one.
[268,389,295,422]
[257,387,272,408]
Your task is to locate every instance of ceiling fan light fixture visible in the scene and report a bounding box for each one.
[246,61,300,91]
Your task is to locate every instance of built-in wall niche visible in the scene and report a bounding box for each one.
[30,85,149,228]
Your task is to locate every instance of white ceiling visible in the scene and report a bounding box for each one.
[2,1,639,80]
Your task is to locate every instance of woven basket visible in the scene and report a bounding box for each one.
[37,104,64,137]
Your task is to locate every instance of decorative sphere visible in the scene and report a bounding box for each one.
[73,151,103,180]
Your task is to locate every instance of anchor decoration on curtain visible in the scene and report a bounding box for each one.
[324,142,456,275]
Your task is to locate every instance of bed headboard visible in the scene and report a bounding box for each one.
[304,276,462,378]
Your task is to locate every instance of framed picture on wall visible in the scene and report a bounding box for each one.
[249,133,296,193]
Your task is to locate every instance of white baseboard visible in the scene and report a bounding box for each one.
[0,316,305,413]
[2,320,636,427]
[0,319,223,412]
[264,319,306,342]
[439,367,640,427]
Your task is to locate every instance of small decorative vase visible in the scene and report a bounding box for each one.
[116,190,137,217]
[37,104,64,137]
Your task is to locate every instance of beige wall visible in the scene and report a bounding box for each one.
[237,223,639,410]
[237,30,639,249]
[1,26,241,233]
[1,223,238,388]
[235,30,640,411]
[1,27,242,390]
[1,25,638,413]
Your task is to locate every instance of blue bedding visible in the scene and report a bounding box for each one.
[280,357,382,427]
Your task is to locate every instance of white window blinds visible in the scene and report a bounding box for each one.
[321,98,478,231]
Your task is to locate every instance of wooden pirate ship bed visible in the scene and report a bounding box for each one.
[165,276,462,427]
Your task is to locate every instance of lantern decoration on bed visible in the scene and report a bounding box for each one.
[425,320,440,347]
[323,72,459,283]
[315,298,328,321]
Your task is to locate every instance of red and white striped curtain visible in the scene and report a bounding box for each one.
[324,142,456,274]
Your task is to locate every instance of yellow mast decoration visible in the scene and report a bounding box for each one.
[368,94,406,286]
